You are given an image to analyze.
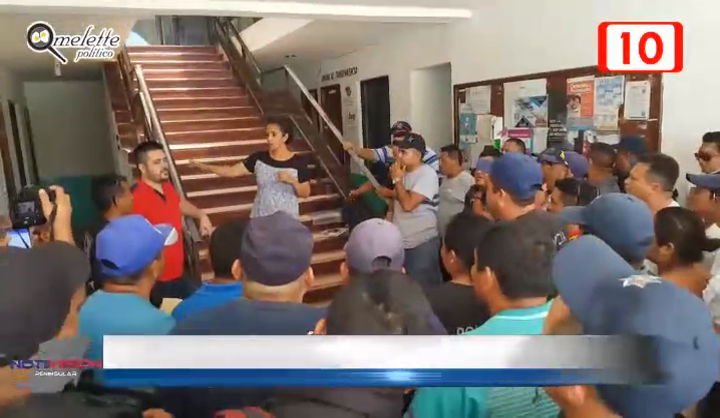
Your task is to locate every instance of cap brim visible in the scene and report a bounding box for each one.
[686,173,720,189]
[552,235,636,326]
[475,159,493,173]
[558,206,587,226]
[155,224,179,246]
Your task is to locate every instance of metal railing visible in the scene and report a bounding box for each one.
[213,17,382,194]
[112,48,203,278]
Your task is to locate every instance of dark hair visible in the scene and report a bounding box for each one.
[638,153,680,192]
[480,146,502,158]
[326,270,443,335]
[554,178,599,207]
[464,184,487,210]
[475,222,555,299]
[702,131,720,152]
[505,137,527,154]
[654,207,720,266]
[444,212,493,271]
[568,94,581,103]
[91,174,128,213]
[265,116,294,144]
[131,141,164,166]
[209,220,246,277]
[440,144,463,164]
[588,142,616,170]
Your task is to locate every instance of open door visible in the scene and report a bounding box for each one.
[361,76,390,149]
[0,104,17,199]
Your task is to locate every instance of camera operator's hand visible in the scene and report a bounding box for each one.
[39,186,74,245]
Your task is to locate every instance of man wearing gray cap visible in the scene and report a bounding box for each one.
[340,218,405,281]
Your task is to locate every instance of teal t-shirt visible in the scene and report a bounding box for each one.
[408,302,559,418]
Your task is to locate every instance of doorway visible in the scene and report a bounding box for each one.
[8,102,26,187]
[319,84,344,163]
[360,76,390,149]
[410,63,452,150]
[0,106,16,199]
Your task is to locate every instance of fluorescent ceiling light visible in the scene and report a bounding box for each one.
[1,0,472,20]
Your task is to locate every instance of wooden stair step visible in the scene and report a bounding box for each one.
[152,96,251,109]
[132,60,230,71]
[157,106,259,120]
[127,45,217,54]
[163,126,266,143]
[146,78,237,89]
[161,116,263,132]
[149,86,246,99]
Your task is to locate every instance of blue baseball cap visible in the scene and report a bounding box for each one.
[489,153,543,201]
[474,157,494,173]
[537,148,566,165]
[95,215,178,278]
[686,173,720,190]
[553,235,720,417]
[615,136,647,156]
[564,151,589,179]
[559,193,653,263]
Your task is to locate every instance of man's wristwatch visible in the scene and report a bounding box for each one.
[392,178,402,185]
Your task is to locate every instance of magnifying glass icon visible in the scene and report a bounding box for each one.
[26,22,67,64]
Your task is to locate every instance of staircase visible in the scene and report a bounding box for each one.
[105,45,348,304]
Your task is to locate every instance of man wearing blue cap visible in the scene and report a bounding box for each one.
[559,193,654,270]
[614,136,647,192]
[78,215,178,379]
[545,235,720,418]
[537,148,589,194]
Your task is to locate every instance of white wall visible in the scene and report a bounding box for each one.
[410,63,452,150]
[24,81,115,179]
[316,0,720,200]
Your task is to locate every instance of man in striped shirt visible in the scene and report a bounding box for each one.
[343,121,439,201]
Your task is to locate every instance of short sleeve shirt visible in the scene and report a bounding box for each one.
[132,180,184,281]
[243,151,311,218]
[393,165,440,248]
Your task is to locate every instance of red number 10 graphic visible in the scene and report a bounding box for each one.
[599,22,683,73]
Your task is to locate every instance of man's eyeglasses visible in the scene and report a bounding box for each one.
[695,152,715,162]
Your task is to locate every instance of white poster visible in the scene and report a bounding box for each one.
[465,85,492,115]
[533,128,549,153]
[624,80,651,120]
[594,76,624,130]
[341,83,358,132]
[503,79,547,129]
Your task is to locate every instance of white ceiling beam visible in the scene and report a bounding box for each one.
[0,1,472,23]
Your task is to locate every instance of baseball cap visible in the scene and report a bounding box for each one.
[95,215,178,278]
[489,153,544,201]
[240,211,314,286]
[615,136,647,156]
[475,157,494,173]
[537,148,566,165]
[396,132,427,155]
[553,235,720,417]
[686,173,720,190]
[0,242,90,362]
[563,151,589,179]
[390,121,412,137]
[559,193,653,263]
[345,218,404,274]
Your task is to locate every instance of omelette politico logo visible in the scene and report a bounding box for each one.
[26,21,121,64]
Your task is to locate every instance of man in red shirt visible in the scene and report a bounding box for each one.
[131,142,213,300]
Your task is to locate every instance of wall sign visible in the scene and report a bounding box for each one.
[321,66,358,83]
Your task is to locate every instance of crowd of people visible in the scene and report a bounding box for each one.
[1,120,720,418]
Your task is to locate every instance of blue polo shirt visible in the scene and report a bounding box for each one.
[172,298,325,335]
[172,282,243,321]
[407,301,559,418]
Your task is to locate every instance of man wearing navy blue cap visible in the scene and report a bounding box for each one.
[78,215,178,380]
[537,148,589,194]
[614,136,647,192]
[486,153,567,246]
[559,193,654,270]
[545,235,720,418]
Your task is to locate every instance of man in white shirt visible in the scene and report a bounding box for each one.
[390,133,441,287]
[625,153,680,216]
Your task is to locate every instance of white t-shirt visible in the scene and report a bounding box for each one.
[393,164,440,249]
[704,224,720,325]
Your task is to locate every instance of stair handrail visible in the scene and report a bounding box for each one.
[214,17,382,192]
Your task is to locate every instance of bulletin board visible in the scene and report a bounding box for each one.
[452,66,662,155]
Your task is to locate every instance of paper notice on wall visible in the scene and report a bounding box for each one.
[594,76,624,130]
[476,115,494,147]
[624,80,651,120]
[596,132,621,145]
[465,85,492,115]
[459,112,478,144]
[566,76,594,129]
[342,83,358,132]
[512,96,548,128]
[533,128,549,154]
[503,79,547,128]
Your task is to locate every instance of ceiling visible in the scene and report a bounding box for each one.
[253,20,437,68]
[0,13,139,80]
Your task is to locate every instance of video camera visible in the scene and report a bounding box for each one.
[10,186,55,229]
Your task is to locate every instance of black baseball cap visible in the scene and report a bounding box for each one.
[0,242,90,362]
[390,121,412,137]
[396,132,427,155]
